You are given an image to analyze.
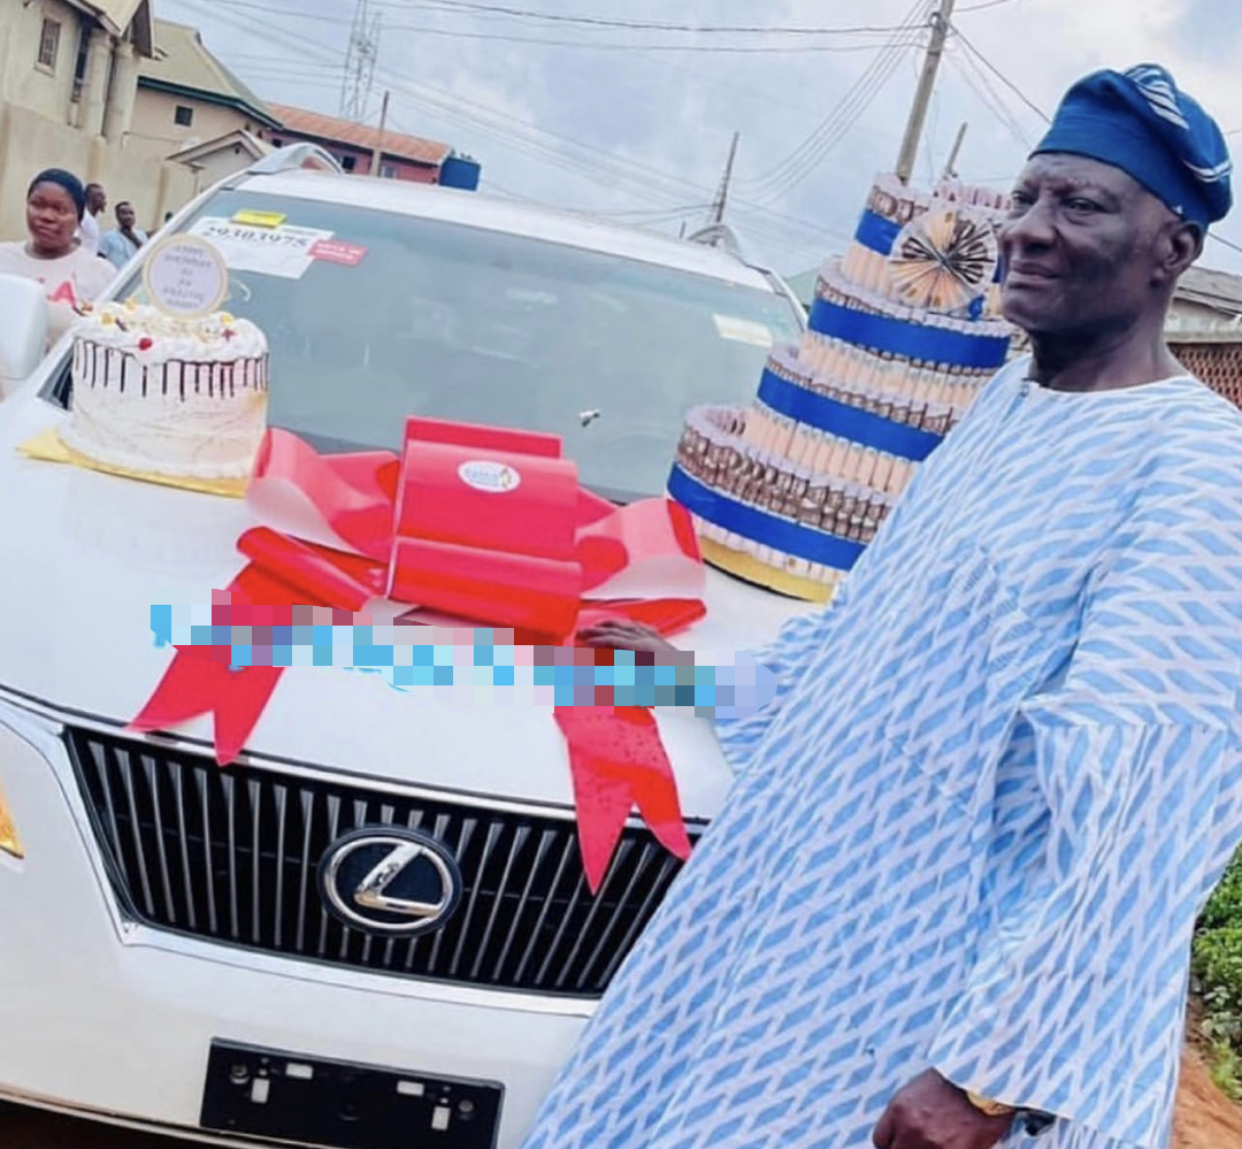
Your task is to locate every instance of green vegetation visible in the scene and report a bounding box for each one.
[1195,849,1242,1100]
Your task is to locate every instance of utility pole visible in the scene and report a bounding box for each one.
[711,131,740,224]
[940,121,969,182]
[371,90,390,178]
[895,0,956,185]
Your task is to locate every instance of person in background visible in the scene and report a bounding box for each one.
[99,201,148,270]
[78,181,106,256]
[0,169,115,346]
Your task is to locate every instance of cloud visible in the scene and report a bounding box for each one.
[163,0,1242,274]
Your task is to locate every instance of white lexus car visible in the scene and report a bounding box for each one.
[0,147,810,1148]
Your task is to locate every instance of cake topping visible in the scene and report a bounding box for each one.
[70,303,267,362]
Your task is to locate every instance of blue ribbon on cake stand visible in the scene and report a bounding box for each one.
[855,209,902,255]
[666,465,866,572]
[808,297,1010,371]
[757,369,942,462]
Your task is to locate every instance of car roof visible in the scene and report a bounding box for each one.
[230,169,776,292]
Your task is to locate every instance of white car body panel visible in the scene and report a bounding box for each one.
[0,161,812,1148]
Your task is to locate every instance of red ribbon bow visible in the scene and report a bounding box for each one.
[130,418,706,892]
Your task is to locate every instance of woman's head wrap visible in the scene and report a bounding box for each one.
[27,169,87,221]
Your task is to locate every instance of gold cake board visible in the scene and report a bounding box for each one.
[699,536,838,604]
[19,428,247,499]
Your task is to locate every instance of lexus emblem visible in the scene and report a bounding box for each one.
[318,827,462,936]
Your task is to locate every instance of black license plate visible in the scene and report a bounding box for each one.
[201,1040,503,1149]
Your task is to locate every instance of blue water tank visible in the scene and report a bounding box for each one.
[440,154,481,191]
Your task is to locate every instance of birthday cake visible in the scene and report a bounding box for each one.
[668,174,1018,601]
[61,303,269,480]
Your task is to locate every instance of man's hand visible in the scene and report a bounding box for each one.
[575,619,679,658]
[872,1070,1014,1149]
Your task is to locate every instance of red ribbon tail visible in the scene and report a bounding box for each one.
[556,705,692,895]
[128,648,284,766]
[566,750,636,895]
[620,708,693,864]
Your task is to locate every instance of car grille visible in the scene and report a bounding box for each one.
[66,727,697,998]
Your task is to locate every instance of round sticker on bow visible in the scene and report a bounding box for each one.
[142,235,228,318]
[458,460,521,493]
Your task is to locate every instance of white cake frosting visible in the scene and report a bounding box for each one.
[61,302,269,480]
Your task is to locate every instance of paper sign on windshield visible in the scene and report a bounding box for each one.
[310,239,368,266]
[231,209,288,228]
[188,217,335,280]
[713,314,774,348]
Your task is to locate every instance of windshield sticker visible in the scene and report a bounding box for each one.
[230,209,287,228]
[188,217,335,280]
[310,239,368,267]
[713,314,774,348]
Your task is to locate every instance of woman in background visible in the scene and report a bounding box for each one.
[0,169,115,346]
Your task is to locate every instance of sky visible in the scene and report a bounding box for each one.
[157,0,1242,278]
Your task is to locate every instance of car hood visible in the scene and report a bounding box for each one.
[0,393,810,819]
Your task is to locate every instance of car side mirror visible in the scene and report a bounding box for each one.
[0,274,49,398]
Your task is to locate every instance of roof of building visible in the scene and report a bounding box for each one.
[138,20,279,128]
[74,0,154,55]
[167,128,273,166]
[1174,265,1242,317]
[266,103,451,168]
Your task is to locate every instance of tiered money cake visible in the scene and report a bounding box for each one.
[668,173,1018,601]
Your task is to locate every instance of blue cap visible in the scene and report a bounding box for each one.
[1032,65,1232,227]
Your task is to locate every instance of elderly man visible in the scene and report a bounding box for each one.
[519,66,1241,1149]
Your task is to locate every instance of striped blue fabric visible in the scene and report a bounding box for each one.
[519,358,1242,1149]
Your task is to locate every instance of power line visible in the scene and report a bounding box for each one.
[742,43,915,201]
[949,46,1030,149]
[958,0,1024,11]
[950,22,1049,123]
[736,0,931,199]
[204,0,921,53]
[1209,232,1242,257]
[180,0,852,256]
[328,0,948,36]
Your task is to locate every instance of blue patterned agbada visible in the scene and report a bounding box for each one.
[519,360,1242,1149]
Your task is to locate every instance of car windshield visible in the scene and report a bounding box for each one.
[90,186,803,501]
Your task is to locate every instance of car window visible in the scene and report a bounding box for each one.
[46,186,804,501]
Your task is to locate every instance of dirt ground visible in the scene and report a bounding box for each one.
[1174,1048,1242,1149]
[2,1048,1240,1147]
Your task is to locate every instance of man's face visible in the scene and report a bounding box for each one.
[117,203,136,229]
[999,154,1181,339]
[87,184,106,213]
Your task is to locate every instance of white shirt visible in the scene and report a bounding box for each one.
[78,211,102,255]
[0,242,115,345]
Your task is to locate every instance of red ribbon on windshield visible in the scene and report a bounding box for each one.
[130,418,705,892]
